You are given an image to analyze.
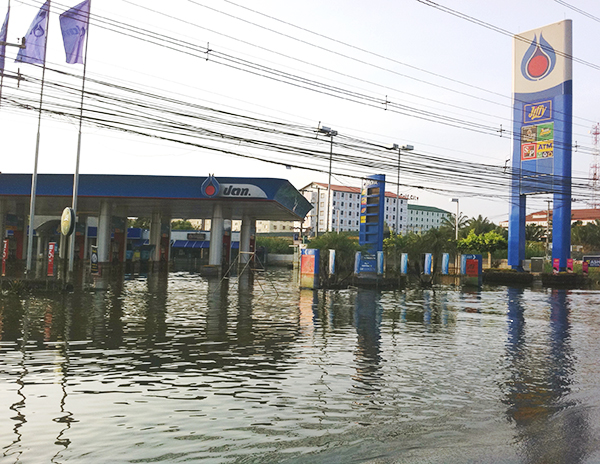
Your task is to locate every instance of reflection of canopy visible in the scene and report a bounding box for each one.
[0,174,312,221]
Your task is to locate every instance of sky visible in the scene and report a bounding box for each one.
[1,0,600,223]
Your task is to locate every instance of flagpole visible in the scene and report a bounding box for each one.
[68,0,91,278]
[25,1,51,275]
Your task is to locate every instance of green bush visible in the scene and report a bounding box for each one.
[305,232,363,282]
[256,236,294,254]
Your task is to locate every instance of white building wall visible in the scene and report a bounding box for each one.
[301,183,409,235]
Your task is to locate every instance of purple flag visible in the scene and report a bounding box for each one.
[59,0,90,64]
[15,1,50,65]
[0,8,8,72]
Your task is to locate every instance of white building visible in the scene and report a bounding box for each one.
[300,182,409,235]
[499,208,600,228]
[255,220,299,234]
[406,205,451,233]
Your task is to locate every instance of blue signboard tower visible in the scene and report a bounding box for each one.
[508,21,572,271]
[358,174,385,275]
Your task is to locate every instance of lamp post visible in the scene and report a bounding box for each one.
[318,126,337,232]
[389,143,414,234]
[451,198,459,274]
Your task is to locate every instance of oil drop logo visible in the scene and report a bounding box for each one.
[201,174,220,198]
[521,34,556,81]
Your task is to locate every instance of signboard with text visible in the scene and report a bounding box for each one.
[2,239,8,277]
[47,242,56,277]
[509,20,572,271]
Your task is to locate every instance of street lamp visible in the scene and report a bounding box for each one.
[318,126,337,232]
[451,198,459,274]
[389,143,414,234]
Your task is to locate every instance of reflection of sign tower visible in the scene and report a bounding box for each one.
[508,21,573,271]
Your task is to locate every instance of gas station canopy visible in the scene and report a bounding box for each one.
[0,174,312,221]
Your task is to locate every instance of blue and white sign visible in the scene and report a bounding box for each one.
[442,253,450,275]
[400,253,408,275]
[583,255,600,268]
[423,253,432,275]
[509,20,572,271]
[376,251,384,276]
[328,249,336,275]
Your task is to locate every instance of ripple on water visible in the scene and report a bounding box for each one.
[1,273,600,462]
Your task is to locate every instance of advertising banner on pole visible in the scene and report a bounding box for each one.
[400,253,408,275]
[442,253,450,275]
[47,242,56,277]
[2,239,8,277]
[91,245,99,275]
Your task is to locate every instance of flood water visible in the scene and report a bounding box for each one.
[1,269,600,463]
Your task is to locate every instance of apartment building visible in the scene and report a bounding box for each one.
[406,204,451,233]
[300,182,409,235]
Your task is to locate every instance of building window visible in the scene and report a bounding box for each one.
[341,202,344,206]
[273,225,277,230]
[341,192,344,198]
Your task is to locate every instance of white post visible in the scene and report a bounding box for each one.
[97,201,111,263]
[208,204,224,266]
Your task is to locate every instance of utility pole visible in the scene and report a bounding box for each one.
[546,199,551,260]
[317,126,337,233]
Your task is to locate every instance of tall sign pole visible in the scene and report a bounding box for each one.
[22,1,52,275]
[508,20,573,271]
[64,0,92,276]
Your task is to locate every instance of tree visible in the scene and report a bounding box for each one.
[465,215,496,235]
[457,230,507,268]
[572,219,600,252]
[128,217,150,229]
[256,236,294,254]
[171,220,197,230]
[440,213,469,239]
[307,232,363,284]
[526,223,545,242]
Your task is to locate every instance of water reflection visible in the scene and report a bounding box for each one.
[1,273,599,462]
[503,288,591,463]
[353,290,383,393]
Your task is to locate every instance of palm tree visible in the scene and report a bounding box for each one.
[440,213,469,239]
[465,215,495,235]
[526,223,545,242]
